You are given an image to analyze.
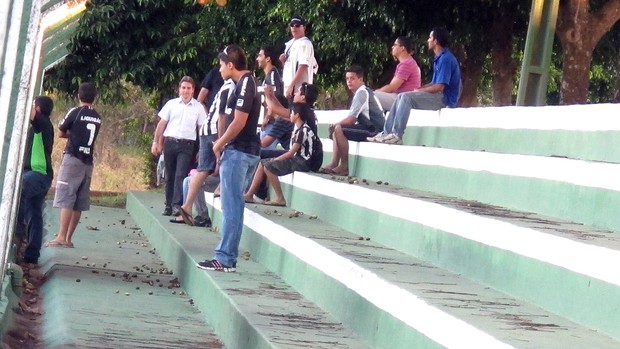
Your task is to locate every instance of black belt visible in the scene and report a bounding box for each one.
[166,137,194,143]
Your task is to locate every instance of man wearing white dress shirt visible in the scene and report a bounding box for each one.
[151,76,207,216]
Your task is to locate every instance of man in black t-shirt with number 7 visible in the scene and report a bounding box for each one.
[45,82,102,248]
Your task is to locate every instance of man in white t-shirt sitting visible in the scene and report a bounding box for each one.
[320,66,384,176]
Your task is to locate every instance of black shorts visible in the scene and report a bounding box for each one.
[341,124,377,142]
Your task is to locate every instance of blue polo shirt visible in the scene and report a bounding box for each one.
[431,48,461,108]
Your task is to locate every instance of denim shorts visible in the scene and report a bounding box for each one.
[264,118,293,148]
[197,134,218,172]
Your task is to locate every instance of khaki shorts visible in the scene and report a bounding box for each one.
[53,153,93,211]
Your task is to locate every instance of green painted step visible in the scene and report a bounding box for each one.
[315,104,620,162]
[127,191,372,349]
[277,172,620,342]
[320,139,620,233]
[35,205,225,348]
[200,190,619,348]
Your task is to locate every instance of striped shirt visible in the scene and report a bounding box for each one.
[201,79,235,136]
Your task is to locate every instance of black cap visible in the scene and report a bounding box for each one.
[289,16,306,26]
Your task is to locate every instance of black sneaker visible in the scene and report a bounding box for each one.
[196,259,236,272]
[193,216,212,228]
[171,206,181,217]
[162,206,172,216]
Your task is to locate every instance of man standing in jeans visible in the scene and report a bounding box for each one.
[18,96,54,263]
[369,27,461,145]
[197,45,260,272]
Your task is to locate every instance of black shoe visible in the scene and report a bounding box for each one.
[171,206,181,217]
[196,259,236,272]
[23,257,38,264]
[162,206,172,216]
[194,216,212,228]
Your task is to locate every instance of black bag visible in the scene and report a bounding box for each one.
[309,135,323,172]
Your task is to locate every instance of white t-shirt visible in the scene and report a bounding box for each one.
[159,97,206,140]
[282,36,317,92]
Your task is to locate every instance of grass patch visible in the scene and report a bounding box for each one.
[46,190,127,209]
[90,192,127,208]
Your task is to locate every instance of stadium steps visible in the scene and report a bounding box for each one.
[127,191,371,349]
[126,180,620,348]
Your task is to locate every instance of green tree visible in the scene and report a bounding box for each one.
[44,0,215,104]
[44,0,620,107]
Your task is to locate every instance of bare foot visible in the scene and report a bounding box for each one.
[44,239,73,248]
[331,166,349,176]
[264,199,286,207]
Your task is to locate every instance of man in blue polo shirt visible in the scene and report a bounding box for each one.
[369,27,461,145]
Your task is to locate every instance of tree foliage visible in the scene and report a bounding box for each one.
[44,0,620,106]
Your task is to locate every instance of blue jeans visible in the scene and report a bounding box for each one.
[19,171,52,263]
[260,126,278,150]
[182,175,208,218]
[384,91,445,137]
[214,148,259,266]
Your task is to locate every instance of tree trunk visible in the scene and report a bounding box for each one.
[559,42,595,104]
[457,45,485,107]
[615,51,620,103]
[490,11,517,106]
[556,0,620,104]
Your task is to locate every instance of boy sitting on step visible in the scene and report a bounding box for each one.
[244,102,316,206]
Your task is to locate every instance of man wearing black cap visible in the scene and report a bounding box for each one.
[280,16,318,99]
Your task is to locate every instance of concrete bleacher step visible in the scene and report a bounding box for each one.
[316,104,620,162]
[36,205,225,348]
[199,189,619,348]
[320,139,620,233]
[126,191,371,349]
[276,171,620,342]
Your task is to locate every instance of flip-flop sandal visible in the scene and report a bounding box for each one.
[264,200,286,207]
[64,242,74,248]
[169,218,185,224]
[44,240,69,248]
[179,207,195,226]
[318,167,334,174]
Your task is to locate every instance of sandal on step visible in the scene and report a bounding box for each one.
[179,207,195,226]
